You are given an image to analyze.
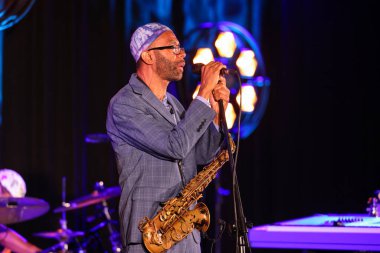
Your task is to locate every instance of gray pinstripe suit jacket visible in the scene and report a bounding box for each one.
[106,74,223,249]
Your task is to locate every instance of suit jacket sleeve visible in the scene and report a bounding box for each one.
[109,96,220,161]
[194,122,224,165]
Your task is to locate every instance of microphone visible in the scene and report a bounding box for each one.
[170,107,174,114]
[192,63,237,76]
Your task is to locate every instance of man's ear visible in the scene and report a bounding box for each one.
[140,51,154,65]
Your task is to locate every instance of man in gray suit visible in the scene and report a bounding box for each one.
[106,23,230,253]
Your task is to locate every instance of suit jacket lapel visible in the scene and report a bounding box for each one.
[129,74,177,126]
[167,94,183,123]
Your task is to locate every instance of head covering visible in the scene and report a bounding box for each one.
[130,22,172,62]
[0,169,27,197]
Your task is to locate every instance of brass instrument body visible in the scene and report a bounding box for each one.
[139,136,235,253]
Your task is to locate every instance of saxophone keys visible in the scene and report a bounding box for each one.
[159,213,167,222]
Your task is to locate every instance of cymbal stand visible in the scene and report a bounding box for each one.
[61,177,69,251]
[95,181,122,253]
[42,177,86,253]
[48,176,70,253]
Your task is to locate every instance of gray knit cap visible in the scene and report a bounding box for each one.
[130,23,172,62]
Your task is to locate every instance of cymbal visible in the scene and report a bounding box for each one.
[0,197,50,224]
[34,228,85,240]
[54,186,121,213]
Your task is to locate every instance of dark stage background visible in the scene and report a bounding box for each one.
[0,0,379,252]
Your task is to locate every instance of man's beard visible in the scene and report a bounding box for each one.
[155,52,183,82]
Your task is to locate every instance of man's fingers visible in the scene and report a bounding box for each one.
[212,86,230,102]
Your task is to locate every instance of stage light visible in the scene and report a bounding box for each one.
[192,84,200,99]
[215,32,236,58]
[225,103,236,129]
[0,0,37,125]
[192,84,236,129]
[192,48,214,65]
[236,84,257,112]
[236,49,258,77]
[0,0,36,31]
[184,22,270,138]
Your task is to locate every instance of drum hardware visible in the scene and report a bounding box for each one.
[34,229,85,240]
[80,219,120,252]
[92,181,122,253]
[0,196,49,224]
[80,181,122,253]
[38,177,86,253]
[51,180,122,252]
[53,183,121,213]
[35,230,86,253]
[38,241,85,253]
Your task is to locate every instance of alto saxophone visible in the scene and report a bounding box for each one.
[139,135,236,253]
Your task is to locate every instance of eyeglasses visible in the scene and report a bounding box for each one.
[147,45,184,55]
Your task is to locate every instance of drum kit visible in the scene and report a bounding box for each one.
[0,179,122,253]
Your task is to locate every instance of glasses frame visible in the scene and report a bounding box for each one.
[147,45,184,55]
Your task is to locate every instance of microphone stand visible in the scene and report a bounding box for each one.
[217,100,251,253]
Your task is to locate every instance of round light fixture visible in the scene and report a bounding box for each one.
[183,21,270,138]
